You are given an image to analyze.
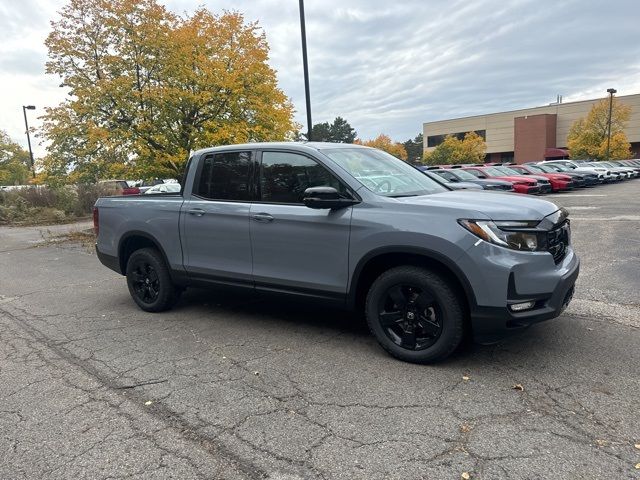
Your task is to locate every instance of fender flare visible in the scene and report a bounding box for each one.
[347,246,477,310]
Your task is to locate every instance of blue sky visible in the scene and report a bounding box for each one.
[1,0,639,156]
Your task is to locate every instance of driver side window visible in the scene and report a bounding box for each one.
[259,151,348,204]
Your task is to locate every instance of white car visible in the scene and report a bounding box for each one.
[143,183,181,194]
[543,160,614,182]
[587,161,637,179]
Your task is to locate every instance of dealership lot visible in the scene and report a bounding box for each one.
[0,181,638,479]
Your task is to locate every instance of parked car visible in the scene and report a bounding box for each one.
[535,163,595,186]
[144,183,182,194]
[98,180,140,195]
[137,179,166,194]
[543,160,615,182]
[615,160,640,172]
[490,166,553,193]
[94,142,579,364]
[592,161,637,179]
[425,168,514,191]
[506,165,574,192]
[460,166,540,194]
[417,168,482,190]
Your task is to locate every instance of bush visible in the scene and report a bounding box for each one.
[0,184,105,225]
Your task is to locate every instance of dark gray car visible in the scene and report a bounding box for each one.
[424,168,514,191]
[95,142,579,363]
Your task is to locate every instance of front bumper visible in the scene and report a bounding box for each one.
[537,183,552,194]
[455,234,580,344]
[470,256,579,343]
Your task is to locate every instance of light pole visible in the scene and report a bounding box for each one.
[298,0,312,141]
[22,105,36,178]
[605,88,616,161]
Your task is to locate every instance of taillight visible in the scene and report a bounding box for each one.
[93,207,99,236]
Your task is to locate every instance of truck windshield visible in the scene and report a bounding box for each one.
[321,148,447,197]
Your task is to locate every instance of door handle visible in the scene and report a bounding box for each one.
[251,212,274,223]
[187,208,205,216]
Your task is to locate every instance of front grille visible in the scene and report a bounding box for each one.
[547,220,570,264]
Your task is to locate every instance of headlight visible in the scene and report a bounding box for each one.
[458,219,539,251]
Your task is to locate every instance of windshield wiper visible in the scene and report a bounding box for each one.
[388,194,419,198]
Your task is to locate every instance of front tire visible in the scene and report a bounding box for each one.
[126,248,179,312]
[365,266,465,364]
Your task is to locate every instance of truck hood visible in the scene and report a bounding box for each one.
[394,190,559,221]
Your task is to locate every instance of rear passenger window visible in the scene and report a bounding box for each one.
[195,151,252,201]
[260,151,347,204]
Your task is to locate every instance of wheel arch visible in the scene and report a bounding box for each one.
[118,231,173,277]
[348,247,477,314]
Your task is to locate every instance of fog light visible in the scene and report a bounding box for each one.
[509,301,535,312]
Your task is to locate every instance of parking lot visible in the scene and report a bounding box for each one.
[1,180,638,479]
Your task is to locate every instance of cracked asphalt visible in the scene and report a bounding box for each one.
[1,180,639,479]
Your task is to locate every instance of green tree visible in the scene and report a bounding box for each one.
[42,0,296,182]
[403,133,423,163]
[328,117,357,143]
[0,130,31,185]
[423,132,486,165]
[567,98,632,160]
[302,117,357,143]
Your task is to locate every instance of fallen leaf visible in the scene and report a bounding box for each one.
[635,463,640,469]
[635,443,640,450]
[144,400,153,406]
[461,472,471,480]
[511,384,524,391]
[253,371,259,376]
[460,424,472,433]
[595,439,607,446]
[462,375,470,381]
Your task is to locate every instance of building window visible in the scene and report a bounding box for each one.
[427,130,486,148]
[500,152,514,163]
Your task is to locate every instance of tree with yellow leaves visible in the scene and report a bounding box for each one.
[423,131,486,165]
[567,98,632,160]
[355,134,408,160]
[42,0,296,182]
[0,130,31,185]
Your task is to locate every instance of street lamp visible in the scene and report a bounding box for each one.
[298,0,312,141]
[605,88,617,162]
[22,105,36,178]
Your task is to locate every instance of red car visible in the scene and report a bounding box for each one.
[507,165,574,192]
[461,166,539,194]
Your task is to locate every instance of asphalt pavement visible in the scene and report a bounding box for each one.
[0,181,639,479]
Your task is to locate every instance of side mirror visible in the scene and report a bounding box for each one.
[303,187,357,209]
[449,177,459,182]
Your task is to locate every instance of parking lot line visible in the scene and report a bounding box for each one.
[546,194,608,197]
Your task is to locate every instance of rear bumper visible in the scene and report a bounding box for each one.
[96,245,123,275]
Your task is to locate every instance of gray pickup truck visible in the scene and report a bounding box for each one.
[94,142,579,363]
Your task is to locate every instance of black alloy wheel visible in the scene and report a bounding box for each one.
[378,284,443,350]
[125,247,180,312]
[130,260,160,304]
[365,266,465,364]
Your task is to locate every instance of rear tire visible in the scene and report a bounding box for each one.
[365,266,465,364]
[126,248,179,312]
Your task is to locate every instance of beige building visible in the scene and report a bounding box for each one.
[422,93,640,163]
